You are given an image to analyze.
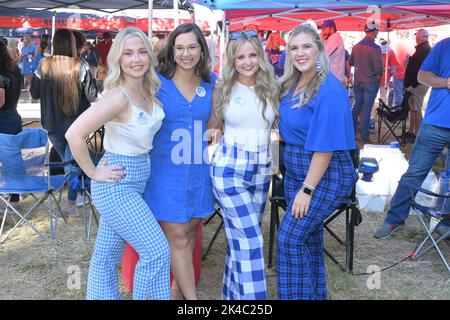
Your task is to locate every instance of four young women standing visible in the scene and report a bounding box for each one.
[63,22,356,300]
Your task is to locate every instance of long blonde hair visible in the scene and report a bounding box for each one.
[279,24,329,108]
[104,27,160,106]
[215,35,279,129]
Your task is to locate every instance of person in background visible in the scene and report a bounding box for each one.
[374,37,450,240]
[349,23,383,144]
[210,29,278,300]
[0,40,24,205]
[66,26,170,300]
[33,34,51,73]
[83,41,100,76]
[404,29,432,143]
[96,63,107,94]
[277,23,357,300]
[378,38,398,104]
[30,29,98,216]
[143,23,216,300]
[19,35,36,90]
[96,31,113,65]
[319,19,346,86]
[72,30,86,59]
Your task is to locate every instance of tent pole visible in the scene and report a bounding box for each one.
[51,11,56,53]
[148,0,153,39]
[219,19,225,78]
[385,18,391,103]
[174,0,179,28]
[210,8,215,72]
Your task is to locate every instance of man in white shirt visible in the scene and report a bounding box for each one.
[319,19,346,86]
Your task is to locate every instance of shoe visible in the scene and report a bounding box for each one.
[65,200,79,216]
[374,222,404,239]
[76,193,88,207]
[436,224,450,240]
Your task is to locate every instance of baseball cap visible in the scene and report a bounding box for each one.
[415,29,429,38]
[318,19,336,30]
[364,22,379,32]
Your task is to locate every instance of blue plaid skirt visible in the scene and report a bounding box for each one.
[276,144,358,300]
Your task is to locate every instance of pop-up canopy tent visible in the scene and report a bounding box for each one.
[193,0,450,74]
[0,1,195,38]
[193,0,450,32]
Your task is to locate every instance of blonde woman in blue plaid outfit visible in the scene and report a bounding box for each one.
[209,30,278,300]
[66,27,170,300]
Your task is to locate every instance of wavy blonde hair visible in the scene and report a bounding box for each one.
[279,23,329,108]
[104,27,160,106]
[215,35,279,130]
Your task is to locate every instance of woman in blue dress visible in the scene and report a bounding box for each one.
[143,23,215,300]
[276,24,358,300]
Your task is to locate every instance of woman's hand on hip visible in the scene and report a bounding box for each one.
[92,157,126,183]
[292,190,311,219]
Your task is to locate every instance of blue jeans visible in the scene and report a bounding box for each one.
[352,82,380,140]
[48,132,79,202]
[385,123,450,226]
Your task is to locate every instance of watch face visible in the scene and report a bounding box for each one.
[302,186,312,195]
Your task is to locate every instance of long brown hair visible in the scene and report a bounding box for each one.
[40,29,81,116]
[0,40,17,71]
[157,23,212,83]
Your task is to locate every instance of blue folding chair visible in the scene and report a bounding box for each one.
[0,128,71,243]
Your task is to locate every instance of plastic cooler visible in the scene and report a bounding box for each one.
[121,223,203,290]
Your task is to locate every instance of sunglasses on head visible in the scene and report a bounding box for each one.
[229,30,258,40]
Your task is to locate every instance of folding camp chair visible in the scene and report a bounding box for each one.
[406,182,450,273]
[267,143,362,272]
[377,90,411,146]
[0,128,71,243]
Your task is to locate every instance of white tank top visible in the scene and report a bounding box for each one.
[103,90,165,156]
[223,82,275,151]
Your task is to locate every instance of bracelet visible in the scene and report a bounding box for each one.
[303,182,316,191]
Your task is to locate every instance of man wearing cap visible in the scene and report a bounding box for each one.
[319,19,346,85]
[350,23,383,144]
[404,29,432,143]
[374,37,450,240]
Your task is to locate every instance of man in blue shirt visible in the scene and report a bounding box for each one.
[374,37,450,240]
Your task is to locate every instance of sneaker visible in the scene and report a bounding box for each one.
[436,224,450,240]
[374,222,404,239]
[76,193,88,207]
[65,200,79,216]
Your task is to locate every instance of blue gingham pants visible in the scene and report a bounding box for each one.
[276,144,357,300]
[86,152,170,300]
[211,141,272,300]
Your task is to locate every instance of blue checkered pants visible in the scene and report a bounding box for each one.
[276,144,357,300]
[211,141,272,300]
[86,152,170,300]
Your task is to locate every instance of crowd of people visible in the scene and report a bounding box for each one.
[1,18,449,301]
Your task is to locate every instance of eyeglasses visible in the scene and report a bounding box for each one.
[229,30,258,40]
[173,44,201,55]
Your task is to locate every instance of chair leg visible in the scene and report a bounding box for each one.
[268,202,279,269]
[201,219,224,262]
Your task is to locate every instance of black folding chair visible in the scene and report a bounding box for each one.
[377,91,411,146]
[267,143,362,273]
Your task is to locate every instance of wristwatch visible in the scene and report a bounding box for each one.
[302,185,314,196]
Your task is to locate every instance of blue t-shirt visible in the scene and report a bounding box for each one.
[279,73,356,152]
[420,37,450,128]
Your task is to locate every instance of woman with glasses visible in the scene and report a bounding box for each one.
[209,30,278,300]
[143,23,216,300]
[276,24,357,300]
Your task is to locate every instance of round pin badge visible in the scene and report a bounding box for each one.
[137,112,147,124]
[195,86,206,98]
[233,96,246,106]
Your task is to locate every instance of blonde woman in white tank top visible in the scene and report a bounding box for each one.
[66,27,170,300]
[208,31,279,300]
